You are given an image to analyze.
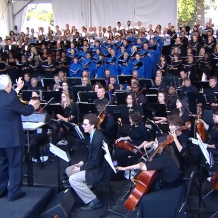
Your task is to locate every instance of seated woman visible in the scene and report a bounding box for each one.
[55,92,78,145]
[117,134,185,218]
[92,82,103,92]
[31,90,40,98]
[113,111,149,179]
[29,97,49,170]
[119,93,142,136]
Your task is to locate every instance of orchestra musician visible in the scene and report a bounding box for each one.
[205,76,218,106]
[168,86,177,110]
[131,82,146,104]
[180,77,198,94]
[54,92,78,144]
[93,87,109,104]
[92,82,103,92]
[197,108,218,157]
[152,76,168,92]
[65,113,107,211]
[0,76,35,201]
[29,97,49,170]
[114,111,149,179]
[117,134,185,218]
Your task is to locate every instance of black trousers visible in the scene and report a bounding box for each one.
[30,133,48,160]
[0,146,23,200]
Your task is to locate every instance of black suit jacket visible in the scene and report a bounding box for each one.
[80,129,107,185]
[0,90,35,148]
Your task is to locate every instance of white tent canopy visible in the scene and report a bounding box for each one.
[0,0,178,38]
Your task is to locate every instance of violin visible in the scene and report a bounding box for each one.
[116,141,144,155]
[177,121,191,132]
[211,171,218,190]
[124,134,174,211]
[196,106,207,142]
[136,87,146,98]
[97,101,110,130]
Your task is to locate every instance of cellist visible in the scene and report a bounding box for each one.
[197,108,218,157]
[117,134,186,218]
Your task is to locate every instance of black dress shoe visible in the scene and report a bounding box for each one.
[80,198,102,211]
[0,189,8,198]
[8,192,26,202]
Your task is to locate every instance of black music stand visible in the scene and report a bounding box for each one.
[147,88,158,95]
[192,81,210,92]
[187,93,207,114]
[107,105,129,120]
[20,90,33,101]
[77,103,97,122]
[41,104,65,117]
[162,76,180,87]
[146,94,158,104]
[41,91,62,103]
[142,103,167,121]
[90,78,106,87]
[118,75,132,85]
[66,77,82,86]
[41,78,54,88]
[72,85,92,102]
[78,91,98,103]
[114,92,129,105]
[138,79,154,89]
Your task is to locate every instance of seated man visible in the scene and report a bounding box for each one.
[180,77,198,94]
[65,113,107,211]
[152,76,168,92]
[93,87,109,104]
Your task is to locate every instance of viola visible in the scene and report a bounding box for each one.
[136,87,146,98]
[116,141,144,156]
[196,106,207,142]
[124,135,174,211]
[211,171,218,190]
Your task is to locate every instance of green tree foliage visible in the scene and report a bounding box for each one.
[26,4,54,26]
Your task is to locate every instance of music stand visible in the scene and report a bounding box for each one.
[77,103,97,122]
[142,103,167,121]
[118,75,132,85]
[107,105,129,120]
[41,78,54,88]
[192,81,210,92]
[162,76,180,87]
[146,94,158,104]
[147,88,158,95]
[41,91,62,103]
[72,85,92,102]
[66,77,82,86]
[138,79,154,89]
[20,90,33,101]
[90,78,106,87]
[114,92,128,105]
[187,93,207,114]
[41,103,65,116]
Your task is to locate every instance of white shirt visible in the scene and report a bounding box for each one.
[159,33,171,46]
[117,26,124,31]
[125,26,133,30]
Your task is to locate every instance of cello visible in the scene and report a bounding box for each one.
[124,135,174,211]
[196,105,207,142]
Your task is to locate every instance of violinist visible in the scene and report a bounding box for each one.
[168,114,189,170]
[152,76,168,92]
[168,86,177,110]
[95,100,115,145]
[180,77,198,94]
[131,82,146,104]
[204,76,218,106]
[114,111,149,178]
[117,134,185,218]
[93,87,110,105]
[29,97,49,170]
[92,82,103,92]
[197,108,218,157]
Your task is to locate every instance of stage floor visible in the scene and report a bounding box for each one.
[3,146,218,218]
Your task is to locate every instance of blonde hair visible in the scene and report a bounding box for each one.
[61,92,72,107]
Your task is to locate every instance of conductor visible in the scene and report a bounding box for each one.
[0,75,35,201]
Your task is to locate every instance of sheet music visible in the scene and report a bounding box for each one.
[71,123,85,139]
[196,133,212,166]
[102,141,117,173]
[49,143,70,162]
[22,122,44,130]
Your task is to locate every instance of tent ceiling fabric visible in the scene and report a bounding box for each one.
[11,0,177,32]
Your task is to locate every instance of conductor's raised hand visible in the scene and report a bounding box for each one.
[16,77,24,91]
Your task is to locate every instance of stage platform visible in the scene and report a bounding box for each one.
[0,187,54,218]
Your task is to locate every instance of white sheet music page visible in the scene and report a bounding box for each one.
[49,143,70,162]
[22,122,44,130]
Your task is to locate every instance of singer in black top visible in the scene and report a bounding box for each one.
[55,92,78,143]
[117,134,185,218]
